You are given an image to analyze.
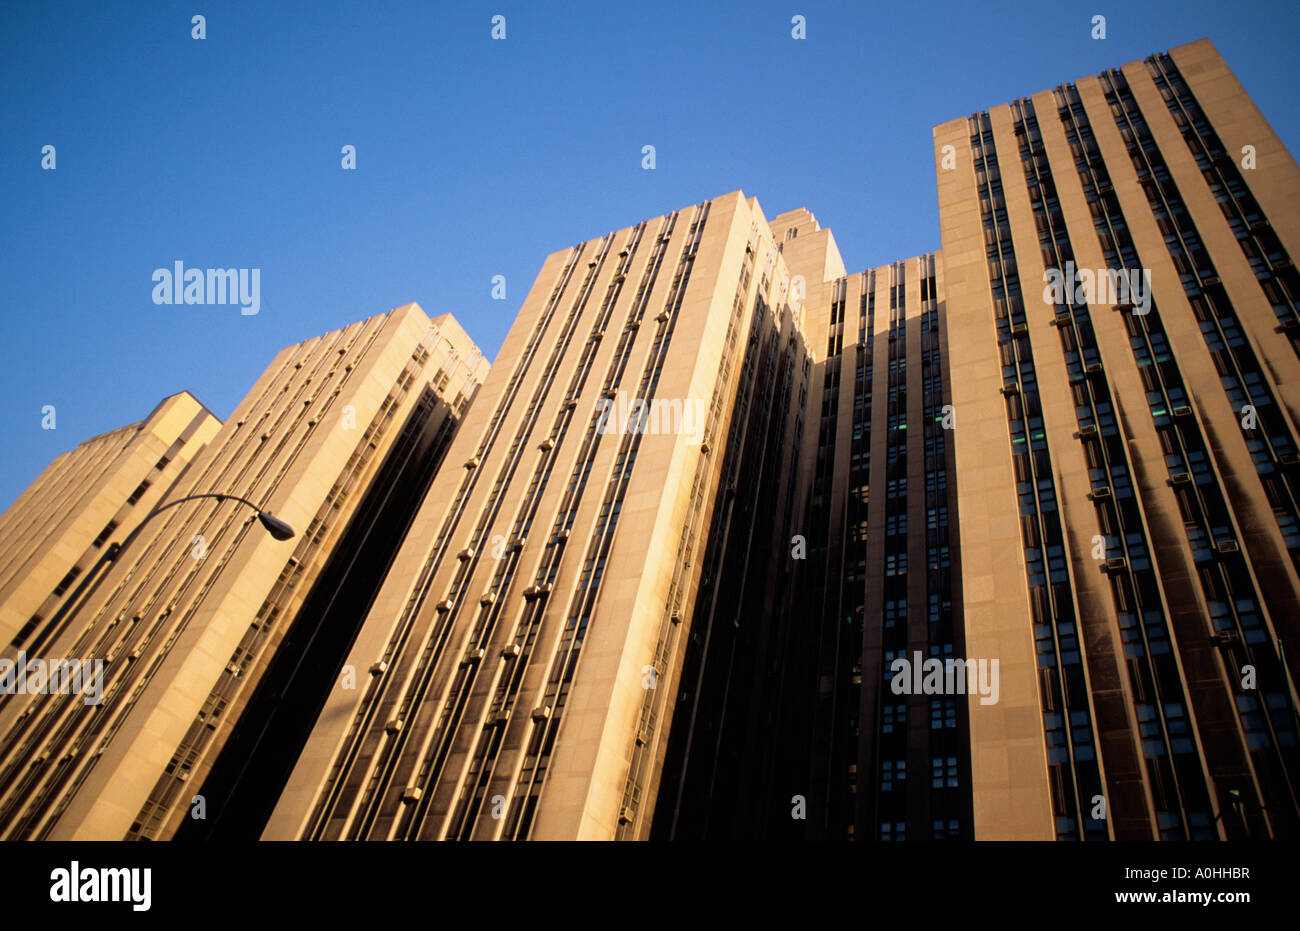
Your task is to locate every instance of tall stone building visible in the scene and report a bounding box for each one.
[935,37,1300,840]
[0,304,486,840]
[654,228,969,843]
[265,191,821,840]
[0,392,220,649]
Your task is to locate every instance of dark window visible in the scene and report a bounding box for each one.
[52,566,81,596]
[91,520,118,549]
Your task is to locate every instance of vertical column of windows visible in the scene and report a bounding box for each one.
[877,263,913,839]
[917,253,966,839]
[1101,68,1300,577]
[504,204,713,838]
[844,271,874,839]
[969,111,1104,840]
[431,223,655,840]
[1059,83,1298,833]
[1144,55,1300,342]
[1015,97,1215,838]
[343,235,619,839]
[303,244,592,838]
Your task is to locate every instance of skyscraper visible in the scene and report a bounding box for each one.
[0,392,220,650]
[0,303,486,840]
[265,192,821,840]
[665,36,1298,844]
[934,37,1300,840]
[653,222,969,842]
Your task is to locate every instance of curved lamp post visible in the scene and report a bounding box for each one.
[40,493,294,649]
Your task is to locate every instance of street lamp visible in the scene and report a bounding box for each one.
[252,510,296,541]
[39,492,294,650]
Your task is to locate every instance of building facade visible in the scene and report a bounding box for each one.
[264,40,1300,842]
[653,227,971,842]
[0,392,221,650]
[3,37,1296,843]
[265,191,829,840]
[934,37,1300,840]
[0,304,486,840]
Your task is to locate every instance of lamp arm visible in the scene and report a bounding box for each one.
[36,493,278,651]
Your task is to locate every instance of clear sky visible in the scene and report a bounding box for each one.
[2,0,1298,510]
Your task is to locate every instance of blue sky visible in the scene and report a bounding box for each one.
[2,0,1298,510]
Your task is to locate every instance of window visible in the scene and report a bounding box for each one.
[127,480,151,505]
[883,650,904,680]
[1163,702,1194,754]
[928,593,951,625]
[932,819,960,839]
[931,756,959,788]
[1236,694,1272,750]
[1137,704,1165,756]
[930,699,957,729]
[1044,711,1067,761]
[880,821,906,841]
[881,759,906,791]
[91,520,118,549]
[52,566,81,597]
[927,545,951,571]
[13,614,42,647]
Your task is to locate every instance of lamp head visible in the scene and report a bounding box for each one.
[257,511,296,541]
